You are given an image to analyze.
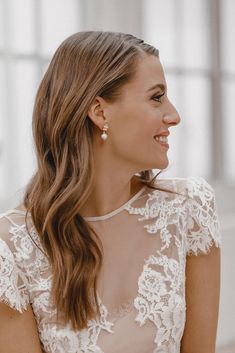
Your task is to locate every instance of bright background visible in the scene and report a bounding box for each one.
[0,1,234,351]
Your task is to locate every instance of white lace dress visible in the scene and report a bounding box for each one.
[0,176,221,353]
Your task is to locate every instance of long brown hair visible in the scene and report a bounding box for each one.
[23,31,164,330]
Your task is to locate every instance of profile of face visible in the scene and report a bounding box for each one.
[89,54,181,174]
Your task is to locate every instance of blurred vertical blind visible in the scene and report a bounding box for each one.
[0,0,234,207]
[221,0,235,180]
[0,0,83,203]
[142,0,235,182]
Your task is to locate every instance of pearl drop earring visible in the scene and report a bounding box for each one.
[101,121,109,141]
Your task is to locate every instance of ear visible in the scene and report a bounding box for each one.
[87,96,107,130]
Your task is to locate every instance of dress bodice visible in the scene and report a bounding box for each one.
[0,176,221,353]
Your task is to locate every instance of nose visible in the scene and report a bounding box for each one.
[162,98,181,126]
[163,113,181,126]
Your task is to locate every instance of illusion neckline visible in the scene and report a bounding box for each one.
[84,185,147,222]
[11,184,147,222]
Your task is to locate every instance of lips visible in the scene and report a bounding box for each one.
[154,131,170,137]
[154,131,170,148]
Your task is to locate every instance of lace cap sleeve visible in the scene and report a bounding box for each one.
[186,176,222,256]
[0,213,30,312]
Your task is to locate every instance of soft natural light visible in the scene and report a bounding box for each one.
[0,1,234,352]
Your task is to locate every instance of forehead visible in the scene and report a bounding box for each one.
[128,54,166,92]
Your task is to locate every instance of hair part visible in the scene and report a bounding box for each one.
[23,30,162,330]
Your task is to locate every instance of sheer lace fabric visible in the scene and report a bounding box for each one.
[0,176,221,353]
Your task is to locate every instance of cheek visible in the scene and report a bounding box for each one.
[137,108,163,138]
[112,114,162,153]
[109,102,162,148]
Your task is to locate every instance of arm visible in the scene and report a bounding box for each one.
[0,303,43,353]
[0,215,43,353]
[180,245,221,353]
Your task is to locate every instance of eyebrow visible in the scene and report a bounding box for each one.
[147,83,166,92]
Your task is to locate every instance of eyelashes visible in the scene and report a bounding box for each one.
[152,92,165,103]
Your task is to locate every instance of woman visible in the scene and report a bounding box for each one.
[0,31,221,353]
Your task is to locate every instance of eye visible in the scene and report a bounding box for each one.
[152,92,165,103]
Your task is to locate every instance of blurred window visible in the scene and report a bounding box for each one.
[0,0,83,201]
[142,0,235,182]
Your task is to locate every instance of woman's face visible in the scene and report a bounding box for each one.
[101,54,181,172]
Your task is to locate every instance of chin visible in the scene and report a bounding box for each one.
[153,158,169,170]
[137,156,169,172]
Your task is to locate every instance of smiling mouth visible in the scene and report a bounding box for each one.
[154,135,169,148]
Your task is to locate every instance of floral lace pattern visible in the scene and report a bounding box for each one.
[0,176,221,353]
[133,253,186,352]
